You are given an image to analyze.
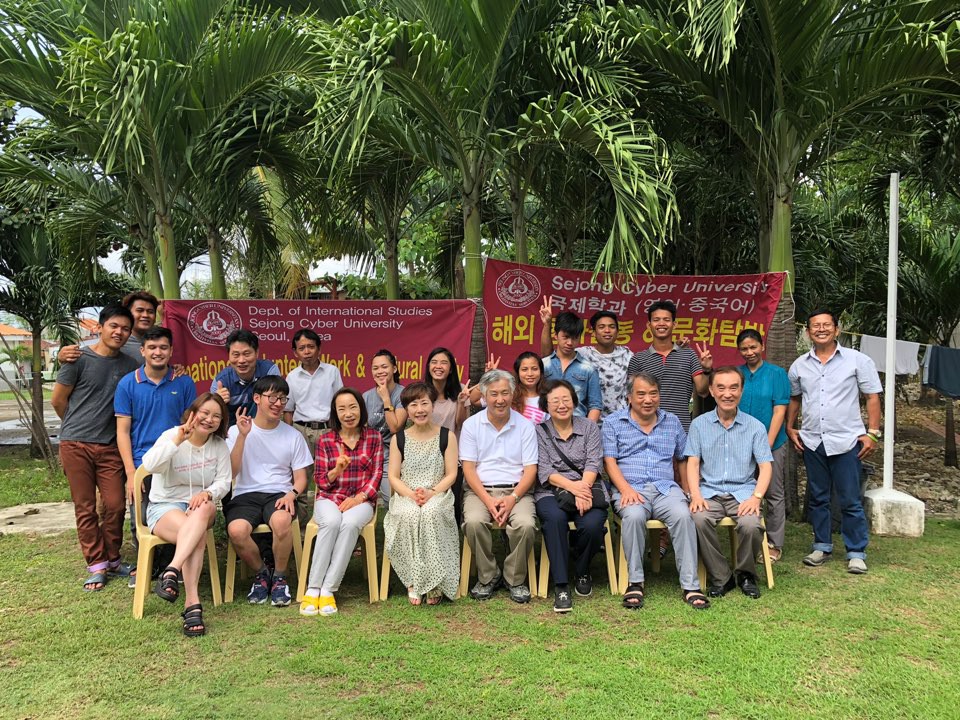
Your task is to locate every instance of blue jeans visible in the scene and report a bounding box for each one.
[803,442,868,559]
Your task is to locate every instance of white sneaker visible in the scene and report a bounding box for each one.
[847,558,868,575]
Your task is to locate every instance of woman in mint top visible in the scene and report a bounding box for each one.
[737,329,791,561]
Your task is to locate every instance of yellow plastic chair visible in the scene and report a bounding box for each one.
[537,519,618,598]
[131,465,222,619]
[457,524,537,599]
[295,515,379,603]
[224,517,303,603]
[697,516,775,591]
[611,514,669,594]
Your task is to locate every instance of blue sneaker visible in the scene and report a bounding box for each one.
[248,570,271,604]
[270,576,291,607]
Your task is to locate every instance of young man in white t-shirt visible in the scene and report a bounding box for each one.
[226,376,312,606]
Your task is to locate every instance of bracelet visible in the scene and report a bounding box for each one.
[866,433,880,443]
[290,487,300,497]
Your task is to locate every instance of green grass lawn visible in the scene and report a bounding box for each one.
[2,511,958,720]
[0,449,69,507]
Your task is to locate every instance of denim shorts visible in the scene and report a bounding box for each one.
[146,501,190,531]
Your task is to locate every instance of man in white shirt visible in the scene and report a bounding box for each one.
[283,329,343,525]
[226,376,313,607]
[460,370,538,603]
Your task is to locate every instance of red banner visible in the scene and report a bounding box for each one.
[483,260,784,366]
[163,300,476,394]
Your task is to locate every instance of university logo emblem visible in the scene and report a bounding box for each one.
[187,302,242,346]
[495,269,540,309]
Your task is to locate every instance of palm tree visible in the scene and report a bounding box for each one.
[319,0,677,296]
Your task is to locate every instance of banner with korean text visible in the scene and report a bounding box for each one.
[483,260,785,366]
[163,300,476,394]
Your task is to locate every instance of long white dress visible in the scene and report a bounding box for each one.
[383,432,460,598]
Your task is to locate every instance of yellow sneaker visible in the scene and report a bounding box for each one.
[318,595,338,616]
[299,596,320,616]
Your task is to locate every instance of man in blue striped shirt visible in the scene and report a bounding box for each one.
[603,373,708,610]
[686,366,773,599]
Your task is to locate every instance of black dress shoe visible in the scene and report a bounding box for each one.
[707,575,736,597]
[738,572,761,599]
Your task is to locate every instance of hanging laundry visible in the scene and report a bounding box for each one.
[858,334,921,375]
[927,345,960,399]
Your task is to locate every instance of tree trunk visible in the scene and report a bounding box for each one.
[206,225,228,299]
[29,328,49,463]
[766,292,799,517]
[469,299,487,384]
[155,211,181,299]
[384,225,401,300]
[463,185,483,299]
[140,230,164,299]
[509,171,528,264]
[946,398,957,467]
[768,190,796,292]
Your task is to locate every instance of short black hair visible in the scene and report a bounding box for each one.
[400,381,438,408]
[646,300,677,321]
[589,310,618,330]
[736,329,764,346]
[121,290,160,311]
[553,311,584,338]
[329,388,368,431]
[141,326,173,344]
[539,378,579,413]
[372,349,401,384]
[292,329,321,349]
[806,309,839,327]
[252,376,288,396]
[226,329,259,352]
[99,305,134,326]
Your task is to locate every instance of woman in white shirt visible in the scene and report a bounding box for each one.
[140,393,232,637]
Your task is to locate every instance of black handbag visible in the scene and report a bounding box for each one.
[538,425,608,512]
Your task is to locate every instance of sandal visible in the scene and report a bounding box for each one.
[82,571,107,592]
[682,589,711,610]
[426,589,442,606]
[153,565,182,603]
[181,603,206,637]
[408,589,423,606]
[622,583,645,610]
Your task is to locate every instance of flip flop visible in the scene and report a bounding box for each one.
[83,571,107,592]
[682,589,711,610]
[622,583,645,610]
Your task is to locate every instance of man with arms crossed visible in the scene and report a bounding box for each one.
[459,370,539,603]
[226,376,313,606]
[787,309,882,575]
[686,366,773,599]
[52,306,140,591]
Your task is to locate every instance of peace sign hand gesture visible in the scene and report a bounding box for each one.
[694,342,713,371]
[484,353,501,372]
[235,406,253,436]
[458,379,473,406]
[538,295,553,326]
[175,411,198,444]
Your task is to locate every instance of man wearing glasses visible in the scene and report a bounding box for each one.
[787,309,882,575]
[225,376,312,606]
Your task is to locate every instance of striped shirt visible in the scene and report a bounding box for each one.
[535,416,604,502]
[684,409,773,502]
[788,344,882,455]
[626,345,702,430]
[602,407,687,496]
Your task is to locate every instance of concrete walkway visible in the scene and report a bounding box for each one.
[0,502,75,535]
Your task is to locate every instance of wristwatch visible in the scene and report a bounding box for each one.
[752,491,764,500]
[510,492,520,502]
[384,405,394,412]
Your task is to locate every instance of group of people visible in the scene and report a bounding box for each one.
[52,290,882,636]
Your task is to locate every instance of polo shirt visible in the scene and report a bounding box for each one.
[115,367,197,467]
[285,362,343,423]
[601,407,686,495]
[626,345,702,430]
[684,409,773,502]
[739,361,790,450]
[788,344,882,456]
[543,351,603,417]
[210,359,280,425]
[459,409,538,488]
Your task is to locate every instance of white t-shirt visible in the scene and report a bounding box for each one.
[227,421,313,497]
[284,363,344,423]
[459,409,538,487]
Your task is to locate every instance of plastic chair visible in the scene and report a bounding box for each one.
[131,465,222,619]
[295,515,379,603]
[457,524,537,599]
[537,519,618,597]
[224,517,303,603]
[697,516,775,590]
[611,515,669,594]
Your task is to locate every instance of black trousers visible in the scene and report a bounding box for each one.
[535,495,607,585]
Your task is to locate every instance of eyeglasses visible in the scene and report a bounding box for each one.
[809,324,835,331]
[261,394,288,405]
